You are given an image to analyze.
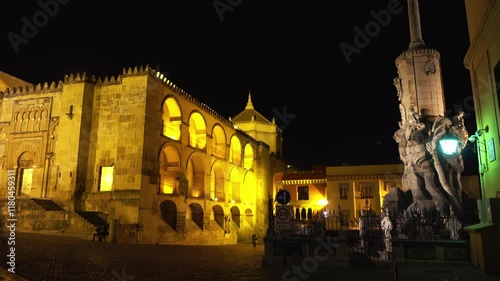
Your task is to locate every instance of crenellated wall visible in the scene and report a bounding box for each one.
[0,65,277,245]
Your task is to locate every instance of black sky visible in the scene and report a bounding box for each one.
[0,0,479,174]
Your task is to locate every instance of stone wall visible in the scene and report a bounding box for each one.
[392,239,470,262]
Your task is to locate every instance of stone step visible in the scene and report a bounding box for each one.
[75,211,108,227]
[31,198,65,211]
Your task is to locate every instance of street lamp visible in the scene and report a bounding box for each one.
[318,199,328,218]
[439,133,461,155]
[439,138,460,155]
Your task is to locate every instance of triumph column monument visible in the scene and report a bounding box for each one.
[386,0,469,219]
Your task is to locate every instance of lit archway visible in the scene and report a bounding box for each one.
[242,171,256,204]
[229,168,241,203]
[211,162,225,202]
[229,135,241,165]
[159,145,180,194]
[187,155,205,198]
[243,143,254,170]
[162,97,182,140]
[188,112,207,149]
[211,125,227,159]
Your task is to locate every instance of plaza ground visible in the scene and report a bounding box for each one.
[0,232,500,281]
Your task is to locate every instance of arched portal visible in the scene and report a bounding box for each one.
[245,208,253,227]
[230,206,241,228]
[159,200,177,230]
[212,205,224,229]
[189,203,204,230]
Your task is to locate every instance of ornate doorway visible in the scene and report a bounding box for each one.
[17,151,37,196]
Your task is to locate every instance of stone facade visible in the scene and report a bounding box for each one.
[0,66,282,245]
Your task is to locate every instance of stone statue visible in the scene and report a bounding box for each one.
[358,212,366,250]
[445,206,462,240]
[390,108,469,224]
[381,210,393,253]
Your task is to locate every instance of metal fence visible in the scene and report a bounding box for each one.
[389,212,467,241]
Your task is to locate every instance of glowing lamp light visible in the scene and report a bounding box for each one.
[318,199,328,206]
[439,137,460,155]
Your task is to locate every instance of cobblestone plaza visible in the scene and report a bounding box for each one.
[1,232,500,281]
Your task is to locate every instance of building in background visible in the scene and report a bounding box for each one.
[274,163,479,231]
[326,164,403,224]
[273,165,327,221]
[0,67,282,245]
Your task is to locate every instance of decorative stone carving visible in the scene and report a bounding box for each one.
[13,98,51,133]
[0,123,9,140]
[393,77,404,101]
[390,110,468,219]
[424,60,436,75]
[12,141,42,168]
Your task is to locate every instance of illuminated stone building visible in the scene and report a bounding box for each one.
[462,0,500,275]
[0,66,282,245]
[463,0,500,202]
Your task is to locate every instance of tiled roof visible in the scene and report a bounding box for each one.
[0,71,32,92]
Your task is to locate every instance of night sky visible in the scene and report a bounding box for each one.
[0,0,479,174]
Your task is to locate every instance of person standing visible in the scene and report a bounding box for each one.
[101,225,109,242]
[92,225,102,242]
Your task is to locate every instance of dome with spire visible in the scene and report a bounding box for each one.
[232,91,273,124]
[231,91,282,157]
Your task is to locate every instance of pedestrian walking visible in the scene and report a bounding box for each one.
[252,233,257,248]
